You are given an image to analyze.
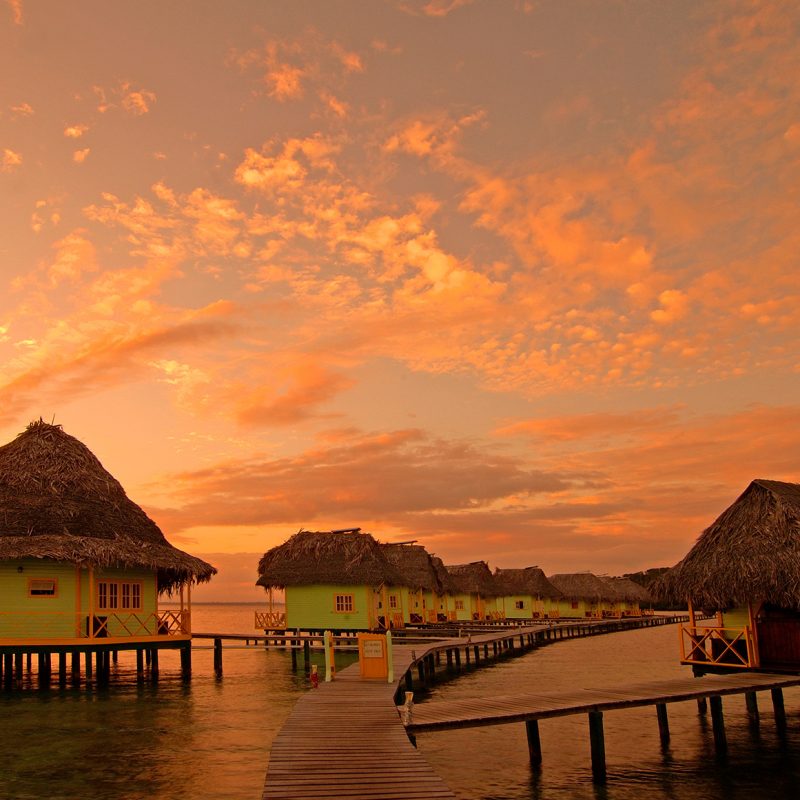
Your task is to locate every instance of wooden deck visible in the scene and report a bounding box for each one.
[405,671,800,732]
[262,618,685,798]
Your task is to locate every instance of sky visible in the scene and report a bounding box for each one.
[1,0,799,602]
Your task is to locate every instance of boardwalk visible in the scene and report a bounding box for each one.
[261,618,683,799]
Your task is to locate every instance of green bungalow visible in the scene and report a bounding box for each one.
[256,528,406,632]
[445,561,502,621]
[429,556,457,622]
[547,572,617,619]
[657,479,800,673]
[0,421,215,651]
[494,567,563,620]
[381,542,445,625]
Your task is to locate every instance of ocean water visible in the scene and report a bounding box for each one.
[0,605,798,799]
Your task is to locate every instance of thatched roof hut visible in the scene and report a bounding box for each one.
[381,543,442,592]
[257,529,405,589]
[430,555,457,595]
[0,420,216,592]
[548,572,618,602]
[603,576,651,603]
[494,567,563,599]
[445,561,499,596]
[656,479,800,609]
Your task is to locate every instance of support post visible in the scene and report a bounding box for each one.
[180,643,192,680]
[709,695,727,755]
[386,631,394,684]
[697,697,707,714]
[745,691,759,725]
[303,639,311,672]
[150,648,159,679]
[213,638,223,678]
[136,648,144,677]
[588,711,606,783]
[526,719,542,767]
[656,703,670,746]
[771,687,786,729]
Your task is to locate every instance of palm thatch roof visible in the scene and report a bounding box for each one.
[548,572,619,602]
[381,543,442,592]
[0,420,216,592]
[445,561,499,596]
[429,555,457,594]
[257,529,405,589]
[655,479,800,609]
[494,567,563,599]
[603,576,651,603]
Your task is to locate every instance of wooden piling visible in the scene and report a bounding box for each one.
[71,651,80,684]
[709,695,727,755]
[588,710,606,782]
[180,643,192,679]
[213,637,223,678]
[771,687,786,728]
[745,691,759,724]
[656,703,670,746]
[136,648,144,677]
[526,719,542,767]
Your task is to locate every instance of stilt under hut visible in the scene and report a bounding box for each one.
[494,566,563,620]
[381,542,444,625]
[256,528,406,632]
[657,479,800,673]
[0,420,216,685]
[548,572,618,619]
[445,561,502,621]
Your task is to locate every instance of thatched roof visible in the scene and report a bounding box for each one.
[429,555,457,594]
[548,572,619,602]
[494,567,563,599]
[0,420,216,592]
[603,576,651,603]
[381,543,442,592]
[445,561,499,596]
[655,479,800,609]
[257,529,405,589]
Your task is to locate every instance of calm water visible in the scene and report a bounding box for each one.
[1,606,798,799]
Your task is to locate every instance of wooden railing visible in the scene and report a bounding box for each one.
[680,624,756,668]
[0,610,190,641]
[255,611,287,630]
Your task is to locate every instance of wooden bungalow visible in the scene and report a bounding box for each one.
[493,567,563,620]
[445,561,502,621]
[657,479,800,673]
[0,421,215,662]
[601,576,652,617]
[547,572,618,619]
[381,542,445,625]
[256,528,406,632]
[429,556,457,622]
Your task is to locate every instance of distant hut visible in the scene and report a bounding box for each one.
[602,577,652,617]
[548,572,617,619]
[256,528,406,631]
[430,556,457,622]
[381,542,444,625]
[494,567,563,620]
[0,421,215,645]
[657,479,800,672]
[445,561,502,621]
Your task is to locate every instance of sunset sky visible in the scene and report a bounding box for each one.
[2,1,798,601]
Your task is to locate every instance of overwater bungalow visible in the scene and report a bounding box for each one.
[445,561,503,621]
[494,567,563,620]
[381,542,444,625]
[548,572,617,619]
[0,421,215,658]
[256,528,406,632]
[602,576,652,617]
[657,479,800,673]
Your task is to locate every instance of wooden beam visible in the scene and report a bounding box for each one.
[588,710,606,782]
[526,719,542,767]
[656,703,670,746]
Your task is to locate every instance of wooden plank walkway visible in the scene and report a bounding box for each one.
[263,641,456,800]
[405,671,800,732]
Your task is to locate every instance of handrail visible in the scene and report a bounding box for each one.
[0,610,190,641]
[679,624,756,668]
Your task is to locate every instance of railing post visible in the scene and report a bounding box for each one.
[386,631,393,684]
[324,630,334,682]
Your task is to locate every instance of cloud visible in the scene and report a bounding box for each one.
[10,102,33,117]
[399,0,474,17]
[64,124,89,138]
[6,0,22,24]
[1,148,22,171]
[72,148,90,163]
[120,82,156,115]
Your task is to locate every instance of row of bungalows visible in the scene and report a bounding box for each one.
[255,528,652,632]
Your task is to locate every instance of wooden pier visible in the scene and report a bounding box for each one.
[261,616,687,798]
[405,671,800,782]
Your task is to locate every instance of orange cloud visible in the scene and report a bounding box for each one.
[6,0,22,24]
[72,148,90,163]
[64,124,89,138]
[1,148,22,171]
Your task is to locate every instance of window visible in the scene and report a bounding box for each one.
[389,595,398,609]
[422,597,427,609]
[514,600,526,610]
[334,594,354,613]
[97,581,143,611]
[455,599,464,610]
[28,579,57,597]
